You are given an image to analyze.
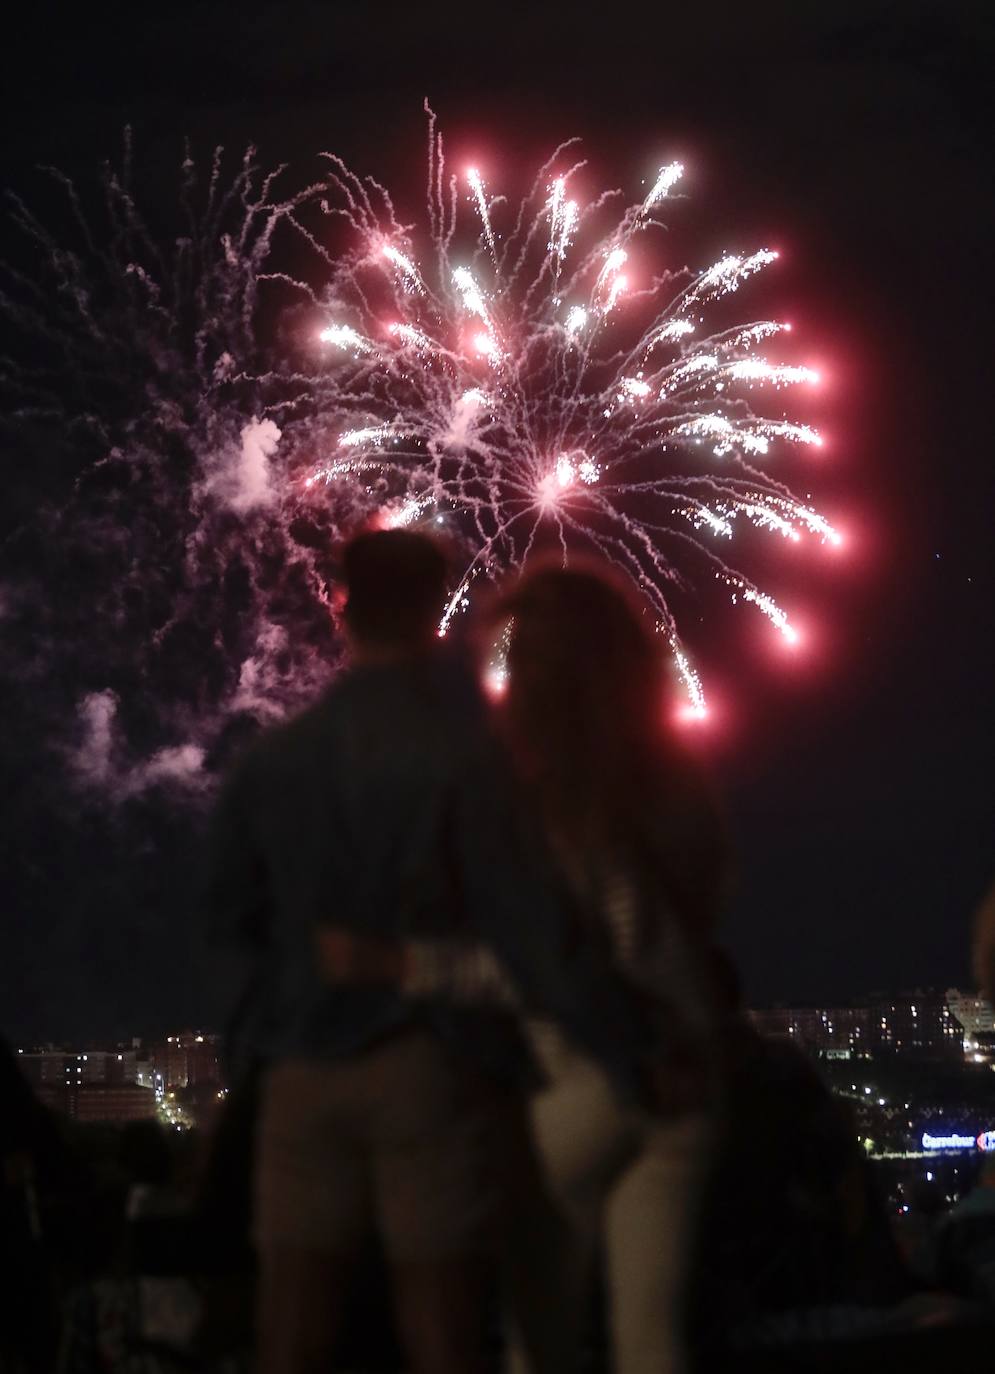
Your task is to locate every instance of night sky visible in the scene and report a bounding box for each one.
[2,2,992,1042]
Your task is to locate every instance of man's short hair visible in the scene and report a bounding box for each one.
[341,530,448,646]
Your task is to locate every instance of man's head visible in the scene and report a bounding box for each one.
[340,529,448,653]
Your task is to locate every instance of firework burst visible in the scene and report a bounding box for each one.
[304,105,839,715]
[2,114,842,799]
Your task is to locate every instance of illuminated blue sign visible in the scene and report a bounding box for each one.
[922,1131,991,1152]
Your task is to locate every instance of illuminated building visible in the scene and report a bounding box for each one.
[31,1081,156,1122]
[750,989,964,1060]
[749,1005,871,1056]
[64,1084,157,1122]
[945,988,995,1061]
[869,990,962,1057]
[16,1045,153,1121]
[150,1032,221,1089]
[17,1048,138,1088]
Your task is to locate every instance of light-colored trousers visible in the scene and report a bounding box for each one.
[506,1033,708,1374]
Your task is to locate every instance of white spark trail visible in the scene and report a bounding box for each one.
[318,324,375,354]
[467,168,497,261]
[643,161,684,210]
[382,243,426,295]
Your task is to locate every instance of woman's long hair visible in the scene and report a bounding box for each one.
[496,560,726,930]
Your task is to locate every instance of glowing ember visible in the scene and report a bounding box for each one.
[318,324,375,354]
[466,168,497,261]
[643,161,685,209]
[564,305,588,338]
[382,244,426,295]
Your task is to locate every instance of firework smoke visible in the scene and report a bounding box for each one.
[1,134,343,796]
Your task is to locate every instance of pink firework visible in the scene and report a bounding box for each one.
[297,109,840,716]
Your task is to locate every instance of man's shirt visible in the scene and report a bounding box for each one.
[206,647,645,1094]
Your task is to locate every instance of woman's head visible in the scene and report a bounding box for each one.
[496,559,665,817]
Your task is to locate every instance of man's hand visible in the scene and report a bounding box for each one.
[316,928,406,985]
[316,928,361,982]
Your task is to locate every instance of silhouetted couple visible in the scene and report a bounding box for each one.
[207,529,727,1374]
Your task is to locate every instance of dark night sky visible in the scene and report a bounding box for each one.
[1,1,992,1040]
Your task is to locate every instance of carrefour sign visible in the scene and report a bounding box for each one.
[921,1130,995,1152]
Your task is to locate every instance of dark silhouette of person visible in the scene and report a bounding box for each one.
[687,948,913,1349]
[0,1037,74,1371]
[206,531,646,1374]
